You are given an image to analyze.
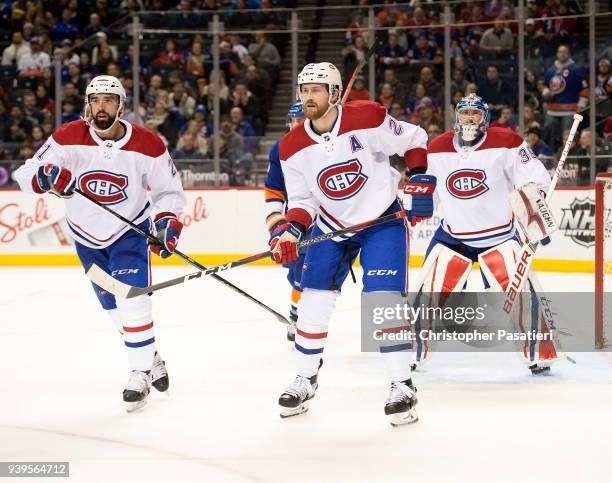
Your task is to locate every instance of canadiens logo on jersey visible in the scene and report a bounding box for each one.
[317,159,368,200]
[79,170,129,205]
[446,169,489,199]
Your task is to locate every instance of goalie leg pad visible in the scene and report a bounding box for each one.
[478,239,522,291]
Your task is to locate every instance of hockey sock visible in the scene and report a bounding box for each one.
[294,288,337,378]
[381,350,413,383]
[107,308,124,335]
[290,288,302,320]
[116,295,156,371]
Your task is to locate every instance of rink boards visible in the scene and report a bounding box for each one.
[0,187,596,272]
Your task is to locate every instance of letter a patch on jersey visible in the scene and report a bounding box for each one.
[349,135,363,153]
[317,159,368,200]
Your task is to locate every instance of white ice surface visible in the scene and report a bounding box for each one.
[0,266,610,483]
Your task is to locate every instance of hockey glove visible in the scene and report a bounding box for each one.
[269,222,302,264]
[149,212,183,259]
[33,164,76,198]
[402,174,436,226]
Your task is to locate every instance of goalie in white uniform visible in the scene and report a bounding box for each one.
[410,94,561,374]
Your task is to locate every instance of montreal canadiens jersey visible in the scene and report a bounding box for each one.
[14,119,186,249]
[279,101,427,237]
[426,127,551,248]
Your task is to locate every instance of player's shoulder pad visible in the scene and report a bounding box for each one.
[122,122,167,158]
[477,127,524,150]
[427,131,455,154]
[279,124,316,161]
[51,120,97,147]
[338,101,387,135]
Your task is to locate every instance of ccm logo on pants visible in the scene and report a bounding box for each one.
[111,268,140,276]
[367,270,398,276]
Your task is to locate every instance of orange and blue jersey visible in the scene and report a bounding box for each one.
[265,140,288,233]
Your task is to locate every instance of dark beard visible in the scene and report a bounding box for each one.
[94,113,114,130]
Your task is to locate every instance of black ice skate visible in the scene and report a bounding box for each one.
[529,363,551,375]
[279,373,318,418]
[384,379,418,426]
[287,312,298,342]
[123,370,151,412]
[151,351,169,393]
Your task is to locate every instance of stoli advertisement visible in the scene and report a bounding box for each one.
[0,187,597,271]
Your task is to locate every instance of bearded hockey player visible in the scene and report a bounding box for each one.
[14,75,186,411]
[412,94,561,374]
[271,62,435,426]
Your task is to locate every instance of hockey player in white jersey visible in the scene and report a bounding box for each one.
[412,94,560,374]
[14,75,186,411]
[271,62,435,425]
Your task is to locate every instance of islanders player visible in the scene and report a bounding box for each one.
[270,62,434,425]
[265,102,306,342]
[412,94,560,374]
[14,75,186,411]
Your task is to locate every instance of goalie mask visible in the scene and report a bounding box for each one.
[297,62,342,118]
[83,75,127,134]
[455,94,490,146]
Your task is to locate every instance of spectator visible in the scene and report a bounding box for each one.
[248,32,281,81]
[21,21,35,42]
[185,41,206,77]
[230,83,263,135]
[490,107,518,131]
[407,82,435,114]
[526,127,553,161]
[199,71,230,115]
[408,34,436,63]
[219,113,244,155]
[169,81,196,121]
[230,34,248,64]
[146,74,164,107]
[177,118,208,154]
[342,35,368,81]
[30,125,46,151]
[220,41,241,82]
[35,83,55,117]
[18,145,35,161]
[380,70,407,106]
[552,2,577,40]
[93,0,113,25]
[543,45,588,150]
[2,31,31,66]
[595,59,612,102]
[453,56,476,84]
[567,128,611,182]
[155,39,183,65]
[17,36,50,79]
[230,106,256,150]
[105,62,121,79]
[92,32,119,66]
[237,54,271,91]
[390,102,408,122]
[66,62,86,92]
[61,100,79,124]
[23,91,44,126]
[172,133,205,160]
[524,70,542,110]
[477,65,513,117]
[63,82,83,112]
[523,104,542,131]
[243,65,270,109]
[377,82,395,111]
[479,17,514,54]
[83,13,107,39]
[427,123,443,143]
[227,0,253,28]
[465,83,478,95]
[404,7,431,42]
[418,66,442,105]
[346,75,369,102]
[346,12,366,45]
[50,8,79,42]
[451,68,469,97]
[59,40,79,66]
[4,104,32,142]
[145,101,179,147]
[604,116,612,142]
[411,97,442,131]
[216,135,253,187]
[378,32,408,67]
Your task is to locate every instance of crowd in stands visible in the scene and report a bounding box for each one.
[0,0,293,186]
[344,0,612,182]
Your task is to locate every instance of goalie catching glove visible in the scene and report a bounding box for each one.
[269,222,303,264]
[402,174,436,226]
[510,182,557,244]
[149,212,183,258]
[32,163,76,198]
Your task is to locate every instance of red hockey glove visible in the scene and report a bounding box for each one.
[149,212,183,259]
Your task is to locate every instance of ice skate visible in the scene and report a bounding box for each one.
[151,351,169,393]
[384,379,418,426]
[286,313,297,342]
[123,370,151,412]
[279,373,318,418]
[529,363,551,375]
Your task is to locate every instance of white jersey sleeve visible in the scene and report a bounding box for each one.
[507,141,552,192]
[145,151,186,216]
[369,114,428,169]
[13,138,70,194]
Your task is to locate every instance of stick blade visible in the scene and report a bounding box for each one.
[85,263,133,298]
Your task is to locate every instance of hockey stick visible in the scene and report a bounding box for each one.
[86,209,406,299]
[502,113,583,317]
[74,188,290,325]
[341,38,380,104]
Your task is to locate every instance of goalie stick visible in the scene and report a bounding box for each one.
[86,209,406,299]
[341,38,380,104]
[74,188,290,325]
[502,113,583,317]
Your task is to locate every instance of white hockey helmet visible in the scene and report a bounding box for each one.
[83,75,127,132]
[297,62,343,106]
